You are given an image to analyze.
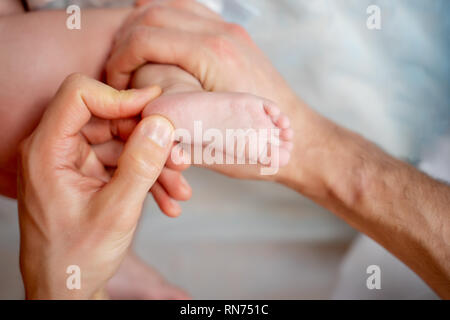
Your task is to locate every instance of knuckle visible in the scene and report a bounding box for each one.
[225,23,249,39]
[123,151,162,180]
[130,26,146,44]
[128,26,149,54]
[144,5,165,23]
[115,90,131,116]
[129,26,148,45]
[204,34,236,59]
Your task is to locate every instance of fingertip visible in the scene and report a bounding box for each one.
[177,175,192,200]
[140,85,162,99]
[121,85,162,114]
[161,198,182,218]
[119,85,161,107]
[171,185,192,202]
[151,182,182,218]
[168,199,182,218]
[139,115,175,149]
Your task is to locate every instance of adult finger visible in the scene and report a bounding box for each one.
[106,28,209,90]
[111,1,224,53]
[150,181,182,217]
[82,117,140,145]
[92,140,191,173]
[133,6,227,34]
[37,74,161,141]
[157,167,192,201]
[91,139,124,167]
[97,115,174,211]
[165,142,191,171]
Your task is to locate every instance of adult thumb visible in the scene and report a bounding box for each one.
[98,115,174,210]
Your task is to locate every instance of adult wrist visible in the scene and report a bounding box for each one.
[275,102,375,215]
[274,98,341,198]
[21,250,96,300]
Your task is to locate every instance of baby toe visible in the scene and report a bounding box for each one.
[264,103,281,119]
[280,128,294,141]
[275,114,291,129]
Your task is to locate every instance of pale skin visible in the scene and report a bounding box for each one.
[132,64,293,167]
[107,0,450,298]
[0,0,193,299]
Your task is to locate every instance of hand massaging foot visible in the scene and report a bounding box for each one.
[142,91,293,167]
[133,64,294,169]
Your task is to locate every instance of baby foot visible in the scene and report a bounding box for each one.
[142,91,293,169]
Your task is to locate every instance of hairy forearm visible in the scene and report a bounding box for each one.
[281,99,450,298]
[0,8,131,194]
[345,141,450,298]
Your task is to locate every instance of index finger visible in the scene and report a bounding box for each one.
[38,73,161,140]
[106,27,208,90]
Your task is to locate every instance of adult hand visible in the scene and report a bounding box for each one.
[82,115,192,217]
[107,0,295,108]
[18,74,175,299]
[0,111,191,217]
[106,0,323,183]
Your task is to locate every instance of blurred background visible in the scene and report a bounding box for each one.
[0,0,448,299]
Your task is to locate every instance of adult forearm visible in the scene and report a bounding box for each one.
[0,8,131,181]
[339,138,450,298]
[280,101,450,297]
